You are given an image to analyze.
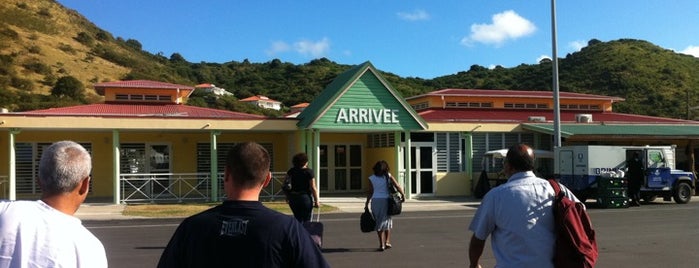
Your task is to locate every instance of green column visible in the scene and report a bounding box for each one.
[464,132,474,194]
[312,129,321,199]
[404,130,411,199]
[112,130,121,204]
[210,131,221,202]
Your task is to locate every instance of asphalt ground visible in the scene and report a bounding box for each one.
[74,196,482,220]
[81,197,699,267]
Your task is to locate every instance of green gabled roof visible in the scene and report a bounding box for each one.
[297,61,427,131]
[522,123,699,138]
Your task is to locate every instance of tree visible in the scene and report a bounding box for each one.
[51,76,85,101]
[169,53,187,63]
[125,39,143,50]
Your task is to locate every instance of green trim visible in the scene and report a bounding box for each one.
[210,131,221,201]
[522,123,699,137]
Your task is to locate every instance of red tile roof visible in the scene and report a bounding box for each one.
[417,108,697,124]
[291,102,309,108]
[407,89,624,102]
[239,95,281,103]
[22,103,266,119]
[94,80,194,90]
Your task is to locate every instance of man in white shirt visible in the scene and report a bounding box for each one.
[468,144,580,268]
[0,141,108,268]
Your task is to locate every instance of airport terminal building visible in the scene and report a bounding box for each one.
[2,61,698,204]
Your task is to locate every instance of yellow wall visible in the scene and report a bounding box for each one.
[7,131,114,198]
[364,147,398,189]
[2,129,476,199]
[3,130,294,199]
[435,172,472,196]
[408,94,614,112]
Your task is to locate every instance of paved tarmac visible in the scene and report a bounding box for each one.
[74,196,483,220]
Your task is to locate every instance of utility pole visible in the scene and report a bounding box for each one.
[551,0,561,148]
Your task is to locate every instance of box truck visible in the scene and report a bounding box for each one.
[554,145,695,204]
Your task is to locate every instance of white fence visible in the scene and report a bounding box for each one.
[120,172,287,203]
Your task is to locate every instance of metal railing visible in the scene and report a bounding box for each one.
[120,171,288,203]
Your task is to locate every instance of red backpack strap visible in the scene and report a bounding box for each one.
[547,179,563,199]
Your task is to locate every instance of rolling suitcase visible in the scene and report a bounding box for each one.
[303,207,323,248]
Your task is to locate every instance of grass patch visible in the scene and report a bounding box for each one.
[123,201,337,218]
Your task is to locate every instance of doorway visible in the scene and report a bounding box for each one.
[318,144,363,193]
[409,143,435,196]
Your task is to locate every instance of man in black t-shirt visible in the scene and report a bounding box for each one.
[157,142,329,268]
[626,152,645,206]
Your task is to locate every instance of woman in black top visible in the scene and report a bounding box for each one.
[286,153,320,222]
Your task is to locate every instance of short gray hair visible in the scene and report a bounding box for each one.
[38,141,92,194]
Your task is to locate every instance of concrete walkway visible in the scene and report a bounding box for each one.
[75,196,482,221]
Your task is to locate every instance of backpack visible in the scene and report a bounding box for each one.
[282,174,292,194]
[547,179,598,268]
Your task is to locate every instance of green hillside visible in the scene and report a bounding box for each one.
[1,0,698,120]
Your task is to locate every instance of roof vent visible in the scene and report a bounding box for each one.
[528,116,546,122]
[576,114,593,123]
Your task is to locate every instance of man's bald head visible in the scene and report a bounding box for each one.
[505,144,536,172]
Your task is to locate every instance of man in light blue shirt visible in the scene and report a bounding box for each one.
[468,144,579,268]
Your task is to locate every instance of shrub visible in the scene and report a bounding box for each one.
[37,8,51,18]
[22,59,52,75]
[27,45,41,54]
[75,32,94,45]
[11,77,34,91]
[58,43,76,55]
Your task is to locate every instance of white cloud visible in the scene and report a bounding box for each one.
[461,10,536,47]
[265,41,290,56]
[568,40,586,52]
[679,45,699,57]
[397,9,430,21]
[294,37,331,58]
[537,55,551,63]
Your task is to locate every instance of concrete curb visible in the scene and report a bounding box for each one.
[75,196,482,220]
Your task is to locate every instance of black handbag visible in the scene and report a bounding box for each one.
[360,207,376,233]
[386,176,403,215]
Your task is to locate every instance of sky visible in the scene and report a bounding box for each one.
[56,0,699,79]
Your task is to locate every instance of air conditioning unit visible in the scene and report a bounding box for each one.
[576,114,593,123]
[528,116,546,122]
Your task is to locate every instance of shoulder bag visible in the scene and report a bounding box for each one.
[386,175,403,215]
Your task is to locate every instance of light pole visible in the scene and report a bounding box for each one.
[551,0,562,147]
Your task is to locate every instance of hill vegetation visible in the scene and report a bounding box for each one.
[1,0,698,120]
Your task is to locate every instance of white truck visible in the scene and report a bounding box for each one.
[554,145,695,204]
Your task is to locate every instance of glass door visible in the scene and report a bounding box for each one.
[409,143,435,196]
[318,144,362,192]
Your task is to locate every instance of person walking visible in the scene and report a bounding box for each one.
[157,142,329,268]
[285,152,320,222]
[0,140,108,268]
[468,144,580,268]
[626,152,645,206]
[364,160,405,252]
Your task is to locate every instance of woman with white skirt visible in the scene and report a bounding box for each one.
[364,160,405,251]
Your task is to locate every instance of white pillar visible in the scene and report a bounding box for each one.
[112,130,121,204]
[8,129,19,200]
